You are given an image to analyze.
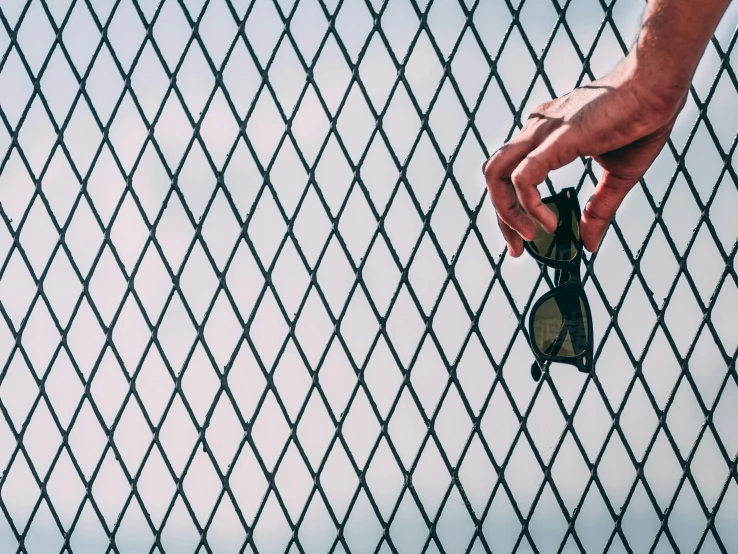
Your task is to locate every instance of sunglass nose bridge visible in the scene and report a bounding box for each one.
[555,269,571,286]
[526,188,592,379]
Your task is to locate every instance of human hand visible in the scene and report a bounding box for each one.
[483,60,686,257]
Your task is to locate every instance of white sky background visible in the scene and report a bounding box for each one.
[0,0,737,552]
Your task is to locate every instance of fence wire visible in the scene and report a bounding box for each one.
[0,0,737,552]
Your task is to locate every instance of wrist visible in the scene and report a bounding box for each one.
[617,51,690,122]
[619,0,730,120]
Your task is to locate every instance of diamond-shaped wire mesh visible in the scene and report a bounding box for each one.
[0,0,737,552]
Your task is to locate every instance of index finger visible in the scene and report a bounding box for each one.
[483,139,538,243]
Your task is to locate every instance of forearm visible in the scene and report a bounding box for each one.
[626,0,731,106]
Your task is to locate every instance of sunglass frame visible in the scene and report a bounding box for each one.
[524,187,594,375]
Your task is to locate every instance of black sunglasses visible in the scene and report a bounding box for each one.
[524,187,594,381]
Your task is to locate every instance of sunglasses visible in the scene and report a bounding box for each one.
[524,187,594,381]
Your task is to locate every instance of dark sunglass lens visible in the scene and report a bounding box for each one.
[528,195,580,262]
[532,290,589,358]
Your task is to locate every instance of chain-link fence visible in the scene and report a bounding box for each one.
[0,0,737,552]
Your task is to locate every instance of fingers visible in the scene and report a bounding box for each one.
[510,132,581,233]
[497,216,524,257]
[484,117,582,252]
[580,172,636,252]
[483,138,538,243]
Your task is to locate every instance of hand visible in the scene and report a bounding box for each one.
[483,60,686,257]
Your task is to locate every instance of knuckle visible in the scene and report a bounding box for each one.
[496,200,519,220]
[530,100,552,115]
[513,155,547,187]
[520,117,537,133]
[525,155,548,171]
[546,133,579,167]
[583,201,610,223]
[483,149,505,179]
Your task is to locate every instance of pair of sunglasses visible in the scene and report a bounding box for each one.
[524,188,594,381]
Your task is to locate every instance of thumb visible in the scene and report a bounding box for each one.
[580,172,636,252]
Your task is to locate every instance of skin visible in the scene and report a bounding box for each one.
[483,0,733,257]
